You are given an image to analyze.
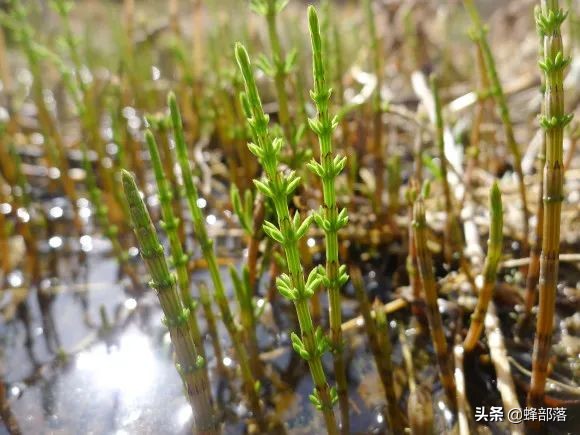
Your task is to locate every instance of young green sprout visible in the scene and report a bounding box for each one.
[306,6,350,432]
[528,0,573,412]
[464,183,503,352]
[235,42,339,434]
[121,170,218,435]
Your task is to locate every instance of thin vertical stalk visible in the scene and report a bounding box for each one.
[464,183,503,352]
[306,8,349,433]
[9,1,82,232]
[122,171,218,435]
[463,0,530,255]
[5,143,40,284]
[266,1,290,142]
[145,130,204,356]
[528,0,572,412]
[230,265,262,377]
[412,198,457,410]
[525,7,548,314]
[405,181,425,324]
[431,76,454,264]
[351,268,403,433]
[249,194,266,291]
[399,325,434,434]
[82,148,140,290]
[373,302,404,434]
[364,0,385,217]
[198,281,225,373]
[169,93,264,425]
[147,115,186,245]
[235,42,339,434]
[0,181,11,275]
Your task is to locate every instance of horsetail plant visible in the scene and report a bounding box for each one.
[364,0,385,217]
[0,181,11,276]
[57,57,131,227]
[463,0,530,255]
[351,267,403,433]
[4,0,83,232]
[4,142,41,283]
[463,182,503,352]
[146,114,186,245]
[121,171,218,435]
[169,93,265,426]
[81,148,141,292]
[528,0,573,411]
[387,155,401,216]
[250,0,293,135]
[431,76,455,264]
[230,185,266,290]
[230,265,263,376]
[373,301,404,434]
[235,42,339,434]
[306,7,350,432]
[251,0,305,166]
[145,130,204,357]
[405,181,426,326]
[412,197,457,410]
[524,6,548,315]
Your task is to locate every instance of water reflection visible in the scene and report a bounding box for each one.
[80,235,93,252]
[48,236,63,249]
[49,206,63,219]
[76,332,157,397]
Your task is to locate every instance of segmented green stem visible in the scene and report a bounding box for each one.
[463,0,530,254]
[528,0,572,410]
[306,7,349,432]
[235,42,338,434]
[145,130,204,356]
[122,170,218,435]
[412,199,457,410]
[464,183,503,352]
[169,93,264,423]
[525,6,548,314]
